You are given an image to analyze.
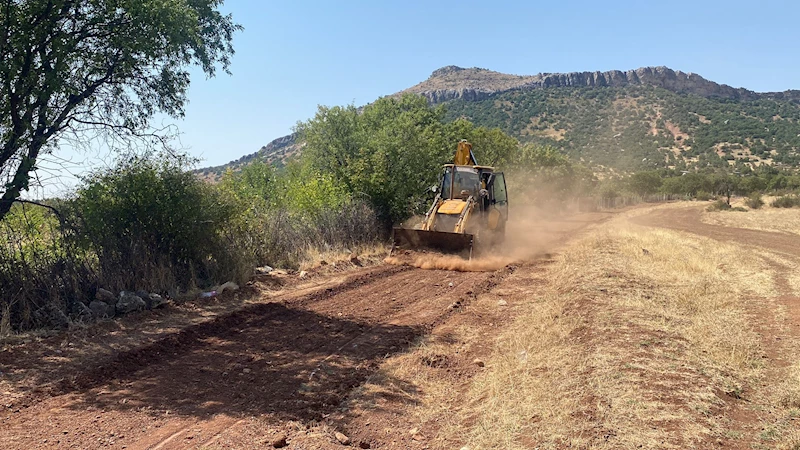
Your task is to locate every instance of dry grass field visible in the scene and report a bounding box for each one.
[3,203,800,449]
[702,196,800,235]
[343,203,800,449]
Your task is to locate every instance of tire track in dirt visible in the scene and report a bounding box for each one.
[0,261,504,449]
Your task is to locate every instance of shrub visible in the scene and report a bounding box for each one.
[696,191,712,201]
[706,199,731,211]
[70,154,246,293]
[771,195,800,208]
[219,161,382,269]
[745,192,764,209]
[0,203,93,331]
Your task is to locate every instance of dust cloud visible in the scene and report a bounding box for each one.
[387,173,604,272]
[387,201,583,272]
[384,254,514,272]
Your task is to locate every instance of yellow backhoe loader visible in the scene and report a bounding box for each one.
[391,140,508,258]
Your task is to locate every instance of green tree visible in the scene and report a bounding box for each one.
[627,171,663,196]
[0,0,240,220]
[299,94,451,225]
[71,154,239,290]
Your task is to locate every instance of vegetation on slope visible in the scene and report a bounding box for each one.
[444,85,800,171]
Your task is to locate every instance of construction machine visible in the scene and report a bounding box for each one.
[391,140,509,259]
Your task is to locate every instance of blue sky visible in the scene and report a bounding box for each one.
[44,0,800,193]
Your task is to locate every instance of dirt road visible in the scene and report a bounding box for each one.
[0,208,618,449]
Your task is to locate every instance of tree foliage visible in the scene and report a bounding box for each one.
[298,94,519,225]
[70,154,239,289]
[0,0,240,220]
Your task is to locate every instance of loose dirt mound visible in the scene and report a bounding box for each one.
[385,253,514,272]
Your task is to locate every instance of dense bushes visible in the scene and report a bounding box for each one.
[771,195,800,208]
[71,156,246,293]
[0,203,92,331]
[0,152,382,332]
[218,160,380,268]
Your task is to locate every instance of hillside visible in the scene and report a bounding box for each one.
[200,66,800,175]
[407,66,800,171]
[196,133,302,181]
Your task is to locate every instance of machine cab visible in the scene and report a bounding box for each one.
[440,165,508,212]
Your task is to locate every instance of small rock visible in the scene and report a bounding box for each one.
[135,290,150,300]
[95,288,116,305]
[473,359,485,367]
[334,431,351,445]
[409,428,419,436]
[256,265,274,274]
[71,301,94,322]
[218,281,239,294]
[89,301,115,318]
[349,253,362,266]
[148,293,166,309]
[271,433,287,448]
[116,292,146,315]
[460,446,471,450]
[319,260,328,266]
[298,271,309,279]
[448,282,454,287]
[33,304,69,329]
[497,299,508,306]
[358,441,371,449]
[448,300,462,310]
[242,368,251,374]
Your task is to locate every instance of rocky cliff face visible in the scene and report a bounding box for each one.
[403,66,799,104]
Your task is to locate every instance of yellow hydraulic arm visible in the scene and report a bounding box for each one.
[454,140,478,166]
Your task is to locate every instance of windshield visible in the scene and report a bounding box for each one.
[441,167,480,199]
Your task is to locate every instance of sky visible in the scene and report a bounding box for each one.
[42,0,800,194]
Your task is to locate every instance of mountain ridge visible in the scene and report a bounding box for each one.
[401,65,800,104]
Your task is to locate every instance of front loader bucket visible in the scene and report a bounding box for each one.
[391,227,474,257]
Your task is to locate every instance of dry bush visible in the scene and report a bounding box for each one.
[0,203,95,332]
[745,192,765,209]
[772,195,800,208]
[706,199,731,211]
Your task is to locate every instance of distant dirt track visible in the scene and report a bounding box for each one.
[633,205,800,257]
[0,208,619,449]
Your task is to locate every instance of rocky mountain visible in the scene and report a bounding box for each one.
[199,66,800,175]
[401,65,800,104]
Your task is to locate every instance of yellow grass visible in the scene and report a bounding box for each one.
[345,203,800,448]
[298,243,389,271]
[440,223,772,449]
[702,196,800,235]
